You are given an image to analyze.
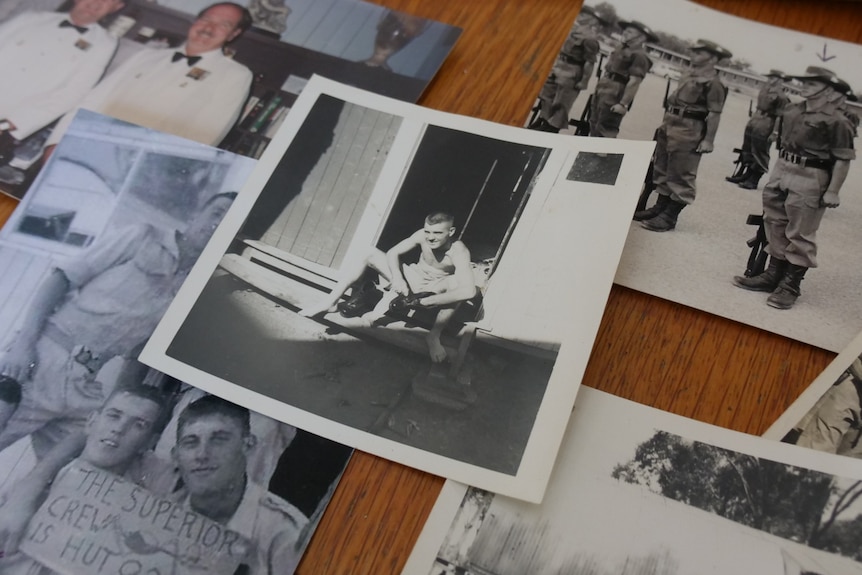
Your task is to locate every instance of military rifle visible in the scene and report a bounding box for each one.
[634,77,672,212]
[571,53,605,136]
[740,116,782,277]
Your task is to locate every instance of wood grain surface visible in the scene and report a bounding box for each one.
[1,1,860,573]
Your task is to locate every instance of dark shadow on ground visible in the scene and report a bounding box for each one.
[166,273,554,475]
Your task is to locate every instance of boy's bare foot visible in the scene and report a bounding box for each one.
[426,333,448,363]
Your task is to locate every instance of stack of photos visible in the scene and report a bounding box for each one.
[140,76,656,501]
[0,111,352,575]
[529,0,862,352]
[0,0,461,199]
[404,386,862,574]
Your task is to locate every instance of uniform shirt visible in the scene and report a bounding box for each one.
[780,99,856,161]
[754,83,788,117]
[50,45,252,147]
[46,223,187,360]
[603,45,652,81]
[176,479,309,575]
[0,11,118,139]
[665,69,726,114]
[153,386,297,485]
[558,29,600,65]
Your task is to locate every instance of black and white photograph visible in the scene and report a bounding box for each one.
[0,112,352,575]
[140,77,655,502]
[527,0,862,353]
[404,386,862,575]
[0,0,461,199]
[766,329,862,460]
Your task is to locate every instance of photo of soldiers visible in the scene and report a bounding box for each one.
[725,70,789,190]
[528,6,604,133]
[635,39,731,232]
[588,19,655,138]
[733,66,854,310]
[526,0,862,352]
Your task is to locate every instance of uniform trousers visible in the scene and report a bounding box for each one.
[740,114,776,172]
[589,79,626,138]
[762,159,829,268]
[538,61,587,129]
[652,118,705,205]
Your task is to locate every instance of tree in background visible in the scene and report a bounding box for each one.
[612,430,862,559]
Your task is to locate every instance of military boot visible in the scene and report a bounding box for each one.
[640,198,685,232]
[725,165,749,184]
[738,167,764,190]
[632,194,670,221]
[528,117,560,133]
[766,263,807,310]
[733,256,787,292]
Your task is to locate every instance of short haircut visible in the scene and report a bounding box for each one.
[102,384,172,434]
[198,3,254,36]
[425,211,455,227]
[0,375,22,405]
[177,394,251,440]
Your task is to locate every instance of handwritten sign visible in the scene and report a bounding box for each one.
[20,460,253,575]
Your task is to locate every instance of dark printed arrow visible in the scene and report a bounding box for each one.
[817,43,836,62]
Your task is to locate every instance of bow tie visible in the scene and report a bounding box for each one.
[59,20,88,34]
[172,52,202,67]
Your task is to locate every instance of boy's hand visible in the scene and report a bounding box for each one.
[391,277,410,296]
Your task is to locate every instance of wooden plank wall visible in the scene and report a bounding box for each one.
[261,102,401,271]
[0,245,54,345]
[468,513,559,574]
[468,511,680,575]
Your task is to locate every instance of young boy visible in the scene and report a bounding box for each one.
[301,211,477,362]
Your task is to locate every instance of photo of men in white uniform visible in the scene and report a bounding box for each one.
[0,0,124,148]
[48,2,253,149]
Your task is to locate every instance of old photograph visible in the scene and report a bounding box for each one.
[404,386,862,575]
[765,330,862,459]
[140,77,655,502]
[0,112,351,575]
[0,0,461,199]
[528,0,862,352]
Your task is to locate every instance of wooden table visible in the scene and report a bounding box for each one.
[1,1,859,572]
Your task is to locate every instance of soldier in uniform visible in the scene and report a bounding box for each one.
[726,70,789,190]
[635,39,731,232]
[588,19,655,138]
[171,395,309,575]
[529,6,604,133]
[733,66,855,310]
